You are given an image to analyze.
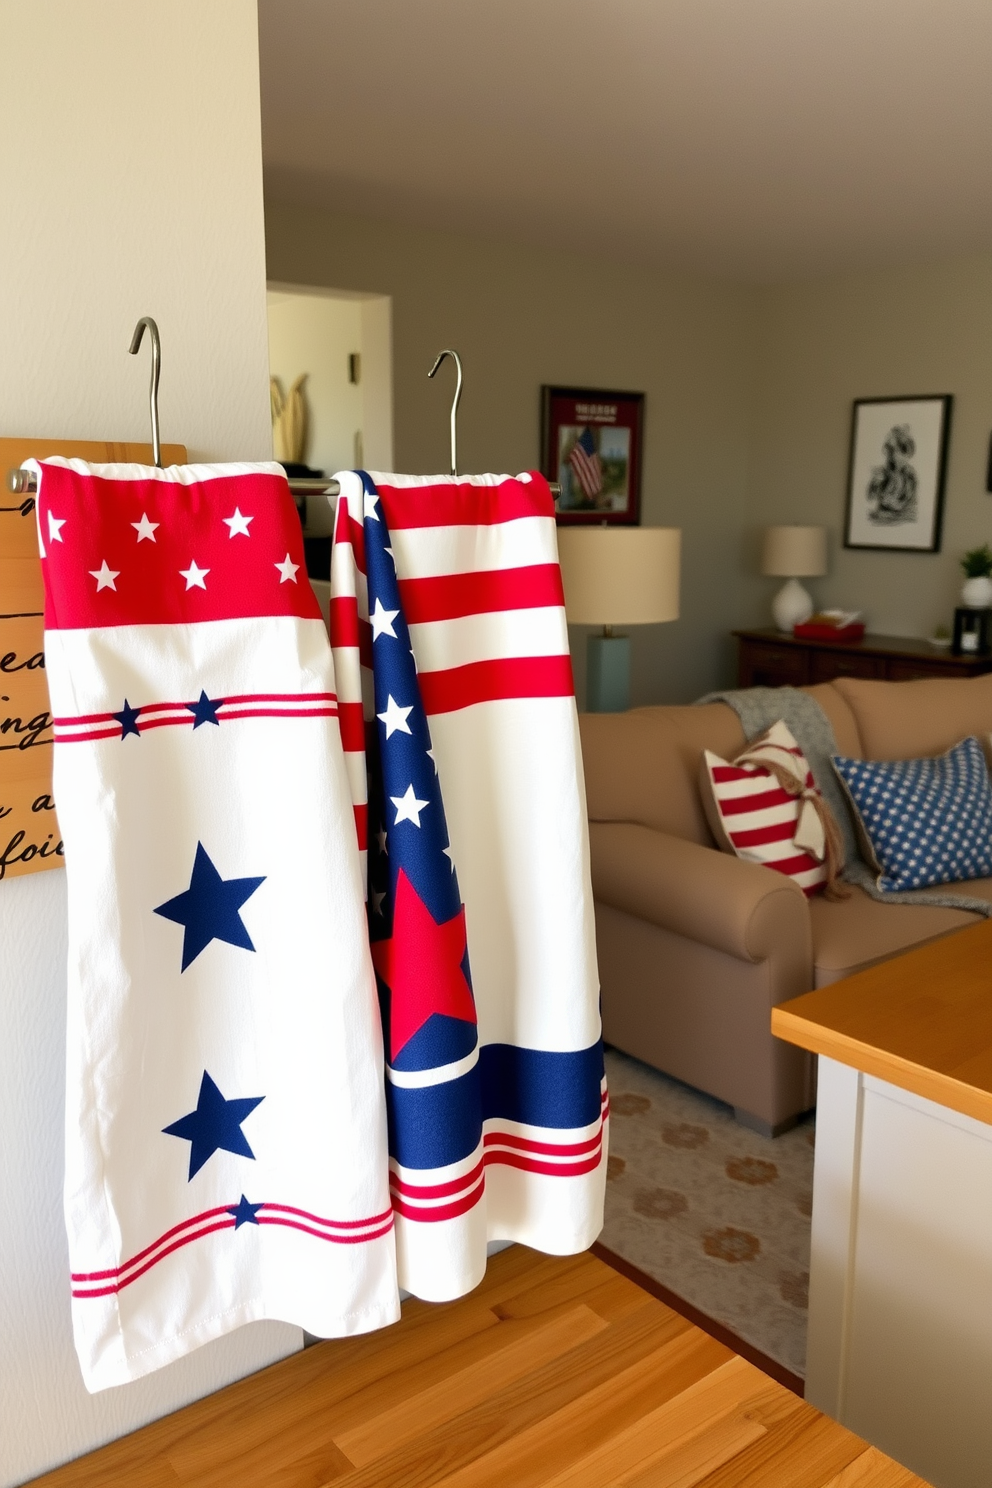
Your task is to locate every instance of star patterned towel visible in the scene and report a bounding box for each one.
[328,470,607,1301]
[30,457,399,1391]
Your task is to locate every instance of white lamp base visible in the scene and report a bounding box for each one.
[772,577,814,633]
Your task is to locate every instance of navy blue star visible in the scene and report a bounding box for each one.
[113,698,141,740]
[163,1071,263,1180]
[188,689,222,728]
[154,842,265,971]
[227,1193,264,1229]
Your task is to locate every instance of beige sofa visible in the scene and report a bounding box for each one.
[580,672,992,1135]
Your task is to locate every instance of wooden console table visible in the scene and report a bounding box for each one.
[735,627,992,687]
[773,920,992,1488]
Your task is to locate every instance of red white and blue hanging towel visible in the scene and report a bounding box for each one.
[30,457,399,1391]
[328,469,607,1301]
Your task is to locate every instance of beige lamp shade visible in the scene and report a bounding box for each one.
[556,527,680,626]
[761,525,827,578]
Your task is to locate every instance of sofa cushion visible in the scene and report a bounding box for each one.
[579,704,746,844]
[809,884,989,987]
[832,737,992,891]
[701,720,830,895]
[833,672,992,760]
[806,682,863,758]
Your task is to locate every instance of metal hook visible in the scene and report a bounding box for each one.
[428,349,463,478]
[128,316,162,467]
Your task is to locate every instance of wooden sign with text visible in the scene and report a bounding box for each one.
[0,437,186,882]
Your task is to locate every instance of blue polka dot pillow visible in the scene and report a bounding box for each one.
[831,737,992,892]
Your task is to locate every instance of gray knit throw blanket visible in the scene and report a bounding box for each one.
[698,686,990,917]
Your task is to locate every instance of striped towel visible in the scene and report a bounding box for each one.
[328,470,606,1301]
[33,457,398,1390]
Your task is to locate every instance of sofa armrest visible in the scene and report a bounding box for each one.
[589,821,812,965]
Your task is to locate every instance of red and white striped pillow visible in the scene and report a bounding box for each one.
[700,720,829,896]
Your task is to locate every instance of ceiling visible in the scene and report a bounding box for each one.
[258,0,992,284]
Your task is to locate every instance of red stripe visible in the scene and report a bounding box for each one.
[418,655,574,714]
[339,701,366,752]
[391,1144,604,1224]
[204,708,336,723]
[397,564,564,624]
[261,1201,394,1230]
[485,1149,603,1179]
[72,1218,235,1297]
[56,726,125,744]
[71,1204,234,1281]
[333,493,352,543]
[391,1187,482,1224]
[223,691,336,705]
[482,1129,603,1158]
[716,787,794,816]
[377,475,554,530]
[729,821,802,849]
[329,595,360,648]
[56,707,337,743]
[764,852,821,876]
[353,802,368,849]
[258,1215,394,1246]
[71,1201,393,1295]
[349,516,366,573]
[389,1159,485,1201]
[54,692,336,727]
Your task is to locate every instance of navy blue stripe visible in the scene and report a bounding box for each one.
[480,1042,604,1129]
[387,1040,604,1171]
[386,1064,482,1171]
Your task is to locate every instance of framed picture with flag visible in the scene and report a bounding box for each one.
[541,385,644,524]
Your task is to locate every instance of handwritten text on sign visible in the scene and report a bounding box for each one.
[0,495,61,881]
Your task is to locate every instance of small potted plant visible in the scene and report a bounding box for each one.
[960,545,992,607]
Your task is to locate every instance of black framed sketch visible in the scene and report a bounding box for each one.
[541,385,644,524]
[844,395,953,553]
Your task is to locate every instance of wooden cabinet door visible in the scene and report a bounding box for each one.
[809,649,884,684]
[738,640,809,687]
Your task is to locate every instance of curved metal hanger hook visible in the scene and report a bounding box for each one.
[428,348,463,478]
[128,316,162,467]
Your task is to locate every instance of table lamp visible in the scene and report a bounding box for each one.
[556,527,681,712]
[761,525,827,632]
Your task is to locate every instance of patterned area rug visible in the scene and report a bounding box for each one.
[601,1047,815,1378]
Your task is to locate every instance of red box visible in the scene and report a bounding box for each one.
[793,620,865,643]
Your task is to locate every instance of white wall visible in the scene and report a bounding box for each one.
[266,286,394,537]
[267,289,364,474]
[0,5,300,1483]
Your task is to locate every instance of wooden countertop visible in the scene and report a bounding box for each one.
[772,918,992,1127]
[28,1246,927,1487]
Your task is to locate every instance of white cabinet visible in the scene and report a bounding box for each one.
[807,1056,992,1488]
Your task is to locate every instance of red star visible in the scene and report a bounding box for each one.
[371,868,476,1061]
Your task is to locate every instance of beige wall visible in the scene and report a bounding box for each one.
[0,6,298,1484]
[265,204,757,704]
[746,253,992,637]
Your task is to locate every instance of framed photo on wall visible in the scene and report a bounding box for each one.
[541,385,644,524]
[844,394,953,552]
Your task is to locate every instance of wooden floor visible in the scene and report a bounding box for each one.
[32,1247,928,1487]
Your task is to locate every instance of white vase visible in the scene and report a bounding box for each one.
[771,577,814,632]
[960,575,992,608]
